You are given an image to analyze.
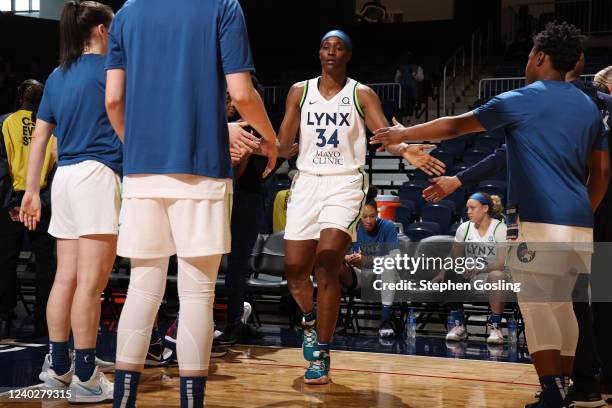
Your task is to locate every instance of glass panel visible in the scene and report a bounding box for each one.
[0,0,11,11]
[31,0,39,11]
[14,0,29,11]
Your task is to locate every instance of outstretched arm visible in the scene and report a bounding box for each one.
[371,111,486,146]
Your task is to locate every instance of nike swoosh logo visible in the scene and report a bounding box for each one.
[147,353,163,360]
[308,101,317,105]
[77,384,103,395]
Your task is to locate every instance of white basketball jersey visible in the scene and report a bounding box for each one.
[456,219,506,264]
[297,77,366,175]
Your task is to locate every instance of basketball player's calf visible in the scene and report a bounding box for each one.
[303,228,352,385]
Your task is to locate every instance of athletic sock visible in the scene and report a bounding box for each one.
[380,305,393,322]
[49,341,70,375]
[563,375,571,396]
[317,342,330,356]
[74,348,96,381]
[490,313,502,329]
[112,370,141,408]
[450,309,465,326]
[180,376,206,408]
[303,309,316,325]
[539,375,566,407]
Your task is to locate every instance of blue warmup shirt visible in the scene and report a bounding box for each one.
[474,80,607,228]
[353,218,399,255]
[106,0,254,178]
[37,55,122,174]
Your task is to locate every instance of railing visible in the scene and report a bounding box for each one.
[478,74,596,100]
[508,0,612,36]
[441,18,494,116]
[262,82,402,111]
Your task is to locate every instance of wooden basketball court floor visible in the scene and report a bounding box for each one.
[3,344,540,408]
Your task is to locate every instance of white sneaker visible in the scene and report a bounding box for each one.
[41,367,74,389]
[486,327,504,345]
[68,367,113,404]
[241,302,252,324]
[40,352,114,381]
[445,324,468,341]
[378,320,395,339]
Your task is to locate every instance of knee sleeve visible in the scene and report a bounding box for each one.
[116,257,169,365]
[551,302,579,357]
[176,255,221,371]
[520,302,562,354]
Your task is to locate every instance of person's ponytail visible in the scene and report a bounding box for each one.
[59,1,83,70]
[59,1,113,70]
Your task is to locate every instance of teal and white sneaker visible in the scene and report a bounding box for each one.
[302,320,318,361]
[303,350,331,385]
[68,366,113,404]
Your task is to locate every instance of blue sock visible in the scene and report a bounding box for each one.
[112,370,141,408]
[49,341,70,376]
[180,376,206,408]
[381,305,393,322]
[539,375,565,406]
[317,342,330,355]
[303,309,316,324]
[74,348,96,381]
[490,313,502,329]
[450,309,465,325]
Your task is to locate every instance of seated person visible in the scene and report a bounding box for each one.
[433,192,508,344]
[345,187,400,339]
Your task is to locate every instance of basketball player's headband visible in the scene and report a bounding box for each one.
[320,30,353,51]
[470,193,492,207]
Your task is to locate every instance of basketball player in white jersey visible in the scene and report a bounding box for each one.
[278,30,446,384]
[434,192,508,345]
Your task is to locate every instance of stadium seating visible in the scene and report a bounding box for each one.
[395,205,414,233]
[440,139,467,158]
[398,181,427,214]
[475,180,507,202]
[474,137,501,153]
[405,221,441,242]
[422,202,453,234]
[462,148,489,165]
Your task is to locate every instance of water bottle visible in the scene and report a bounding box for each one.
[407,308,417,341]
[508,317,518,344]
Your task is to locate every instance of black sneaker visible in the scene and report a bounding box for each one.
[211,340,228,358]
[216,324,241,345]
[567,386,606,408]
[145,337,173,367]
[240,323,263,341]
[217,323,263,345]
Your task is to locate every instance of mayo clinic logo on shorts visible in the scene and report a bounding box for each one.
[517,242,536,263]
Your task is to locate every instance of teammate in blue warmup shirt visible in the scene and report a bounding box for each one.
[422,55,612,405]
[349,191,400,339]
[104,1,277,408]
[20,1,121,403]
[371,22,610,408]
